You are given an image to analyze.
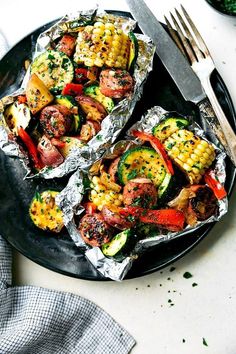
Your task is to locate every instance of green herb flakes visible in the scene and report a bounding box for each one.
[183,271,193,279]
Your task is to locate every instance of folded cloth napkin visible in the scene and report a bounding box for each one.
[0,236,136,354]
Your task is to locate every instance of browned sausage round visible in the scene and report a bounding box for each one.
[99,69,133,98]
[101,205,135,230]
[79,213,113,247]
[123,178,158,208]
[40,105,73,138]
[56,34,76,57]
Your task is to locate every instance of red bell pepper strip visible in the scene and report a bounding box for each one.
[204,169,227,200]
[51,138,66,149]
[62,83,83,96]
[75,68,88,83]
[83,202,97,214]
[119,206,185,231]
[87,66,99,81]
[17,95,27,104]
[18,127,44,170]
[132,130,174,175]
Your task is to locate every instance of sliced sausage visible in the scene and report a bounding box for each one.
[99,68,133,98]
[56,34,76,57]
[123,178,158,208]
[101,205,135,230]
[79,213,113,247]
[40,105,73,138]
[37,135,64,167]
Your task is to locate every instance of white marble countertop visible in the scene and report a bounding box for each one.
[1,0,236,353]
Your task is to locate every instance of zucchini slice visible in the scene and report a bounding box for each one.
[128,32,139,72]
[83,85,114,113]
[31,50,74,92]
[4,101,31,135]
[118,146,167,188]
[55,95,82,132]
[102,229,132,257]
[152,117,190,142]
[29,190,64,233]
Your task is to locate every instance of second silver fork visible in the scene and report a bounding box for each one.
[165,5,236,165]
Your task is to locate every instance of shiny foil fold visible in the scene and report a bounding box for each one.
[58,105,228,281]
[0,8,155,179]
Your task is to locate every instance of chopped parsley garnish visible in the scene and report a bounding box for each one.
[203,338,208,346]
[183,271,193,279]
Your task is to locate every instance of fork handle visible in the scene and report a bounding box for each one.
[198,78,236,166]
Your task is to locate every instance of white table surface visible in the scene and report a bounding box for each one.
[1,0,236,353]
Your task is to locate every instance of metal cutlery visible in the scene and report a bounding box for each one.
[126,0,236,166]
[165,5,236,165]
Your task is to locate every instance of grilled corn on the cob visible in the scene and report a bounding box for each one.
[164,129,215,184]
[74,21,130,68]
[89,176,123,211]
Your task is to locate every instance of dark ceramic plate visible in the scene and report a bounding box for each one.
[0,11,235,280]
[205,0,236,16]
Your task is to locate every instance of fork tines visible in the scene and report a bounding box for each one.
[165,5,211,64]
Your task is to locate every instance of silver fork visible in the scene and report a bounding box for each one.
[165,5,236,165]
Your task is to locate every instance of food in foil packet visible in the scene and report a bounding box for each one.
[0,8,155,178]
[57,107,227,280]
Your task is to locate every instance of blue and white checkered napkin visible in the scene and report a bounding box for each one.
[0,236,135,354]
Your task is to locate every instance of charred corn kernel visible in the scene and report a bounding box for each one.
[74,21,131,68]
[164,129,215,184]
[89,175,123,209]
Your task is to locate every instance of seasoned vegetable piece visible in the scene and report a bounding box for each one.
[74,21,131,68]
[128,32,139,72]
[37,135,64,167]
[123,178,157,208]
[57,136,84,157]
[89,175,123,211]
[30,50,74,91]
[189,185,218,221]
[79,120,101,142]
[108,157,120,182]
[79,213,113,247]
[152,117,190,142]
[102,205,134,230]
[55,95,82,132]
[102,229,132,257]
[117,146,167,189]
[40,105,73,138]
[56,34,77,57]
[26,74,54,114]
[99,68,133,98]
[83,85,114,113]
[18,127,44,170]
[75,95,107,121]
[4,101,31,134]
[29,190,64,233]
[164,129,216,184]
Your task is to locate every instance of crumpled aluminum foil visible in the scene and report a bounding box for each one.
[57,105,228,281]
[0,8,155,179]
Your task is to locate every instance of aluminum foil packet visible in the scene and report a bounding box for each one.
[57,106,228,281]
[0,7,155,179]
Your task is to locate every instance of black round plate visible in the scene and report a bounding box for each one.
[0,11,235,280]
